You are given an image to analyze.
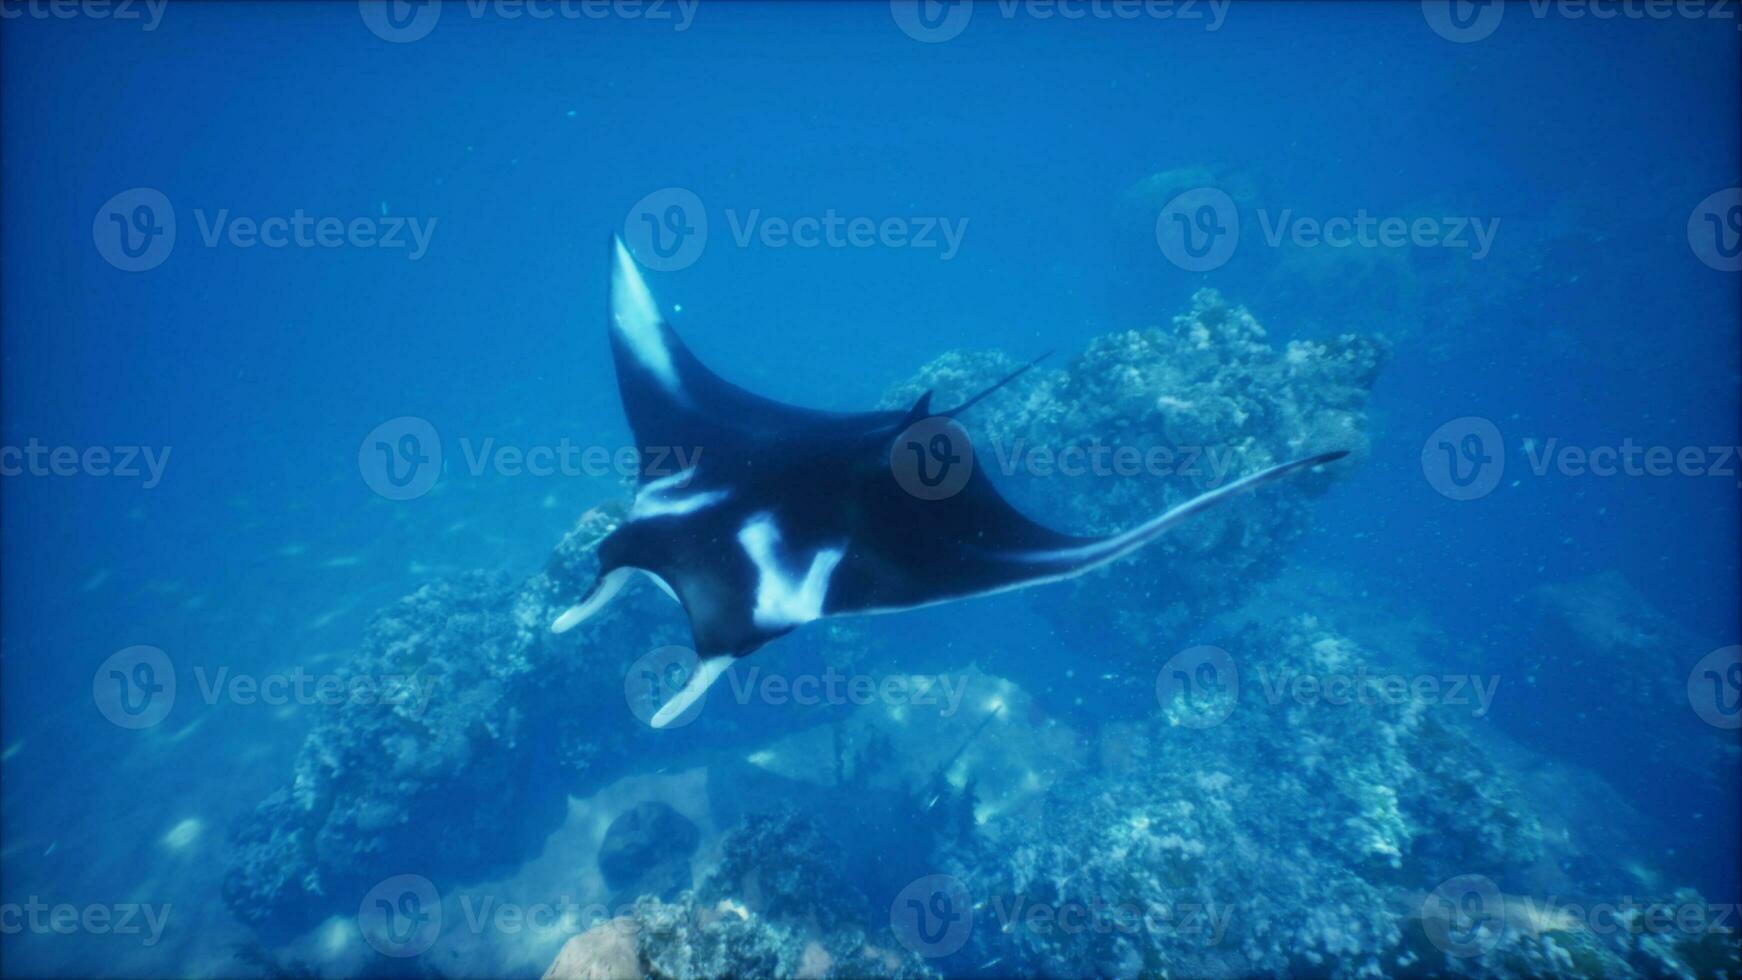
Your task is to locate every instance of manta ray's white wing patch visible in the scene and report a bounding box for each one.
[650,654,733,729]
[612,236,682,395]
[738,513,844,630]
[630,468,728,520]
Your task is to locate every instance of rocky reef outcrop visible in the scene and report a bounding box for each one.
[222,506,691,933]
[883,288,1387,709]
[218,288,1735,980]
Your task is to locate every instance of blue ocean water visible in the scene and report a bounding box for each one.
[1,2,1738,977]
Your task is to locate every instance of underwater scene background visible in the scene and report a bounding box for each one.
[2,1,1739,977]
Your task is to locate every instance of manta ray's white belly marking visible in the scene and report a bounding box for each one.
[631,468,728,519]
[737,513,844,630]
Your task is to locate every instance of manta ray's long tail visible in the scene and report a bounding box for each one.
[941,350,1054,417]
[1004,450,1349,575]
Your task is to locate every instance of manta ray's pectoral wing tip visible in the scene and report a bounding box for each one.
[606,227,680,391]
[610,235,653,311]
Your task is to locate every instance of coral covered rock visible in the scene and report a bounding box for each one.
[222,505,690,931]
[884,289,1386,698]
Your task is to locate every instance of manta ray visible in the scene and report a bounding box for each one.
[553,238,1347,727]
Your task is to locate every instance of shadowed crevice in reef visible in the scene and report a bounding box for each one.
[598,802,700,905]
